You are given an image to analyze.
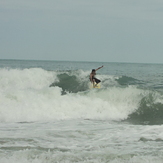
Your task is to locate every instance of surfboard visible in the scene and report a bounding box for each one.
[90,83,101,89]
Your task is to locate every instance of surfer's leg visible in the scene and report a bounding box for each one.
[92,79,96,88]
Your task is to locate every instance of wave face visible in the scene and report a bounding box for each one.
[49,71,89,94]
[127,91,163,125]
[0,67,163,124]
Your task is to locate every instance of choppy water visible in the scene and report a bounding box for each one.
[0,59,163,162]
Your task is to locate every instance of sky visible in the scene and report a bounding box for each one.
[1,0,163,63]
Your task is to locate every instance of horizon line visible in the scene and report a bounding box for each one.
[0,58,163,65]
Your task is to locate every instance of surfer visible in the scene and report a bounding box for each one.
[90,66,103,87]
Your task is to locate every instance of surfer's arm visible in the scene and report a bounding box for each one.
[95,65,104,71]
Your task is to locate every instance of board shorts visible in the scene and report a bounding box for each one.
[92,77,101,84]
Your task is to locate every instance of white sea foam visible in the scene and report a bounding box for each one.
[0,68,160,123]
[0,152,163,163]
[0,68,57,90]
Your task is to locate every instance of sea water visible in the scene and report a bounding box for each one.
[0,59,163,163]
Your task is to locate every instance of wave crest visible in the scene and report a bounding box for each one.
[0,68,163,124]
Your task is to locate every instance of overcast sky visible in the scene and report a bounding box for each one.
[1,0,163,63]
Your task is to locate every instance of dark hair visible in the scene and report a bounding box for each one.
[92,69,95,72]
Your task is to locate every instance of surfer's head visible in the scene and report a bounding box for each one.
[92,69,96,75]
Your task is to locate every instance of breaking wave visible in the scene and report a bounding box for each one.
[0,68,163,124]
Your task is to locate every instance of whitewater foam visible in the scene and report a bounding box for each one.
[0,68,56,90]
[1,68,163,123]
[0,85,143,122]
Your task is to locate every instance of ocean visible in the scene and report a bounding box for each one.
[0,59,163,163]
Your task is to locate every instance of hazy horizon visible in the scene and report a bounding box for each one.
[1,58,163,64]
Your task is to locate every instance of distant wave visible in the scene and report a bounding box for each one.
[116,75,145,86]
[0,68,163,125]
